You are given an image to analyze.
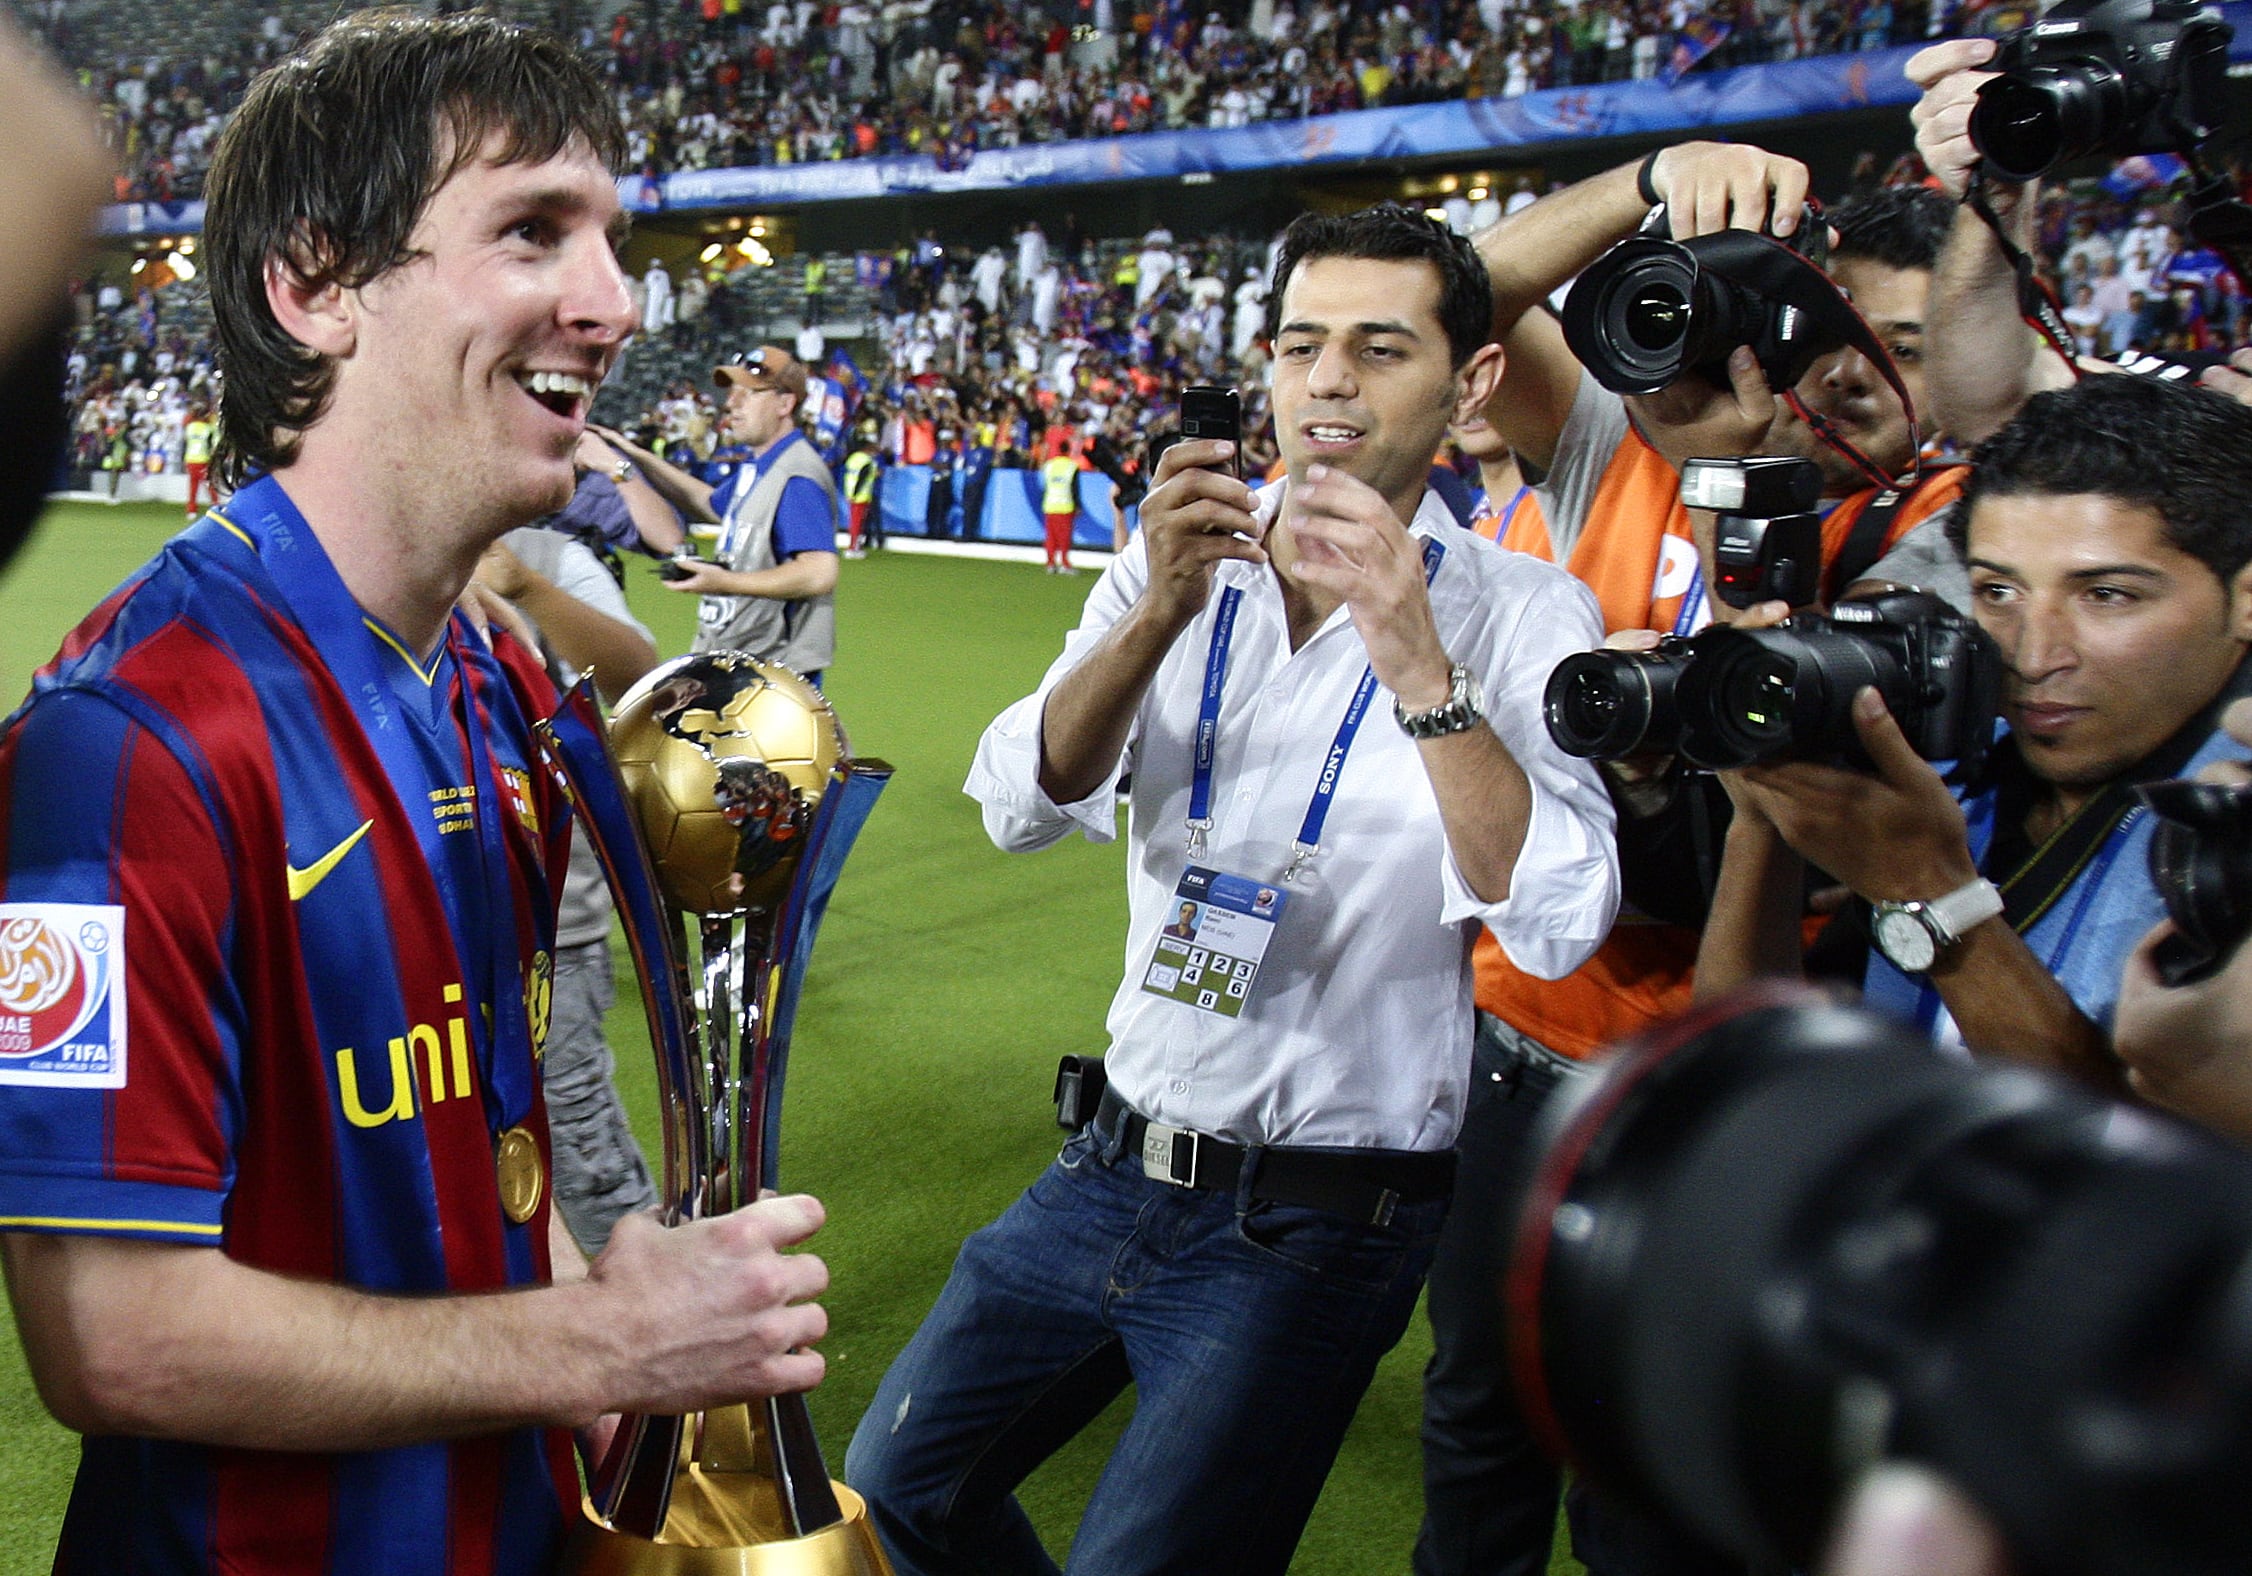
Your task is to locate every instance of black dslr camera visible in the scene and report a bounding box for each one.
[1969,0,2232,182]
[2142,773,2252,983]
[1544,589,2003,776]
[1559,206,1843,396]
[1505,989,2252,1576]
[1684,456,1823,611]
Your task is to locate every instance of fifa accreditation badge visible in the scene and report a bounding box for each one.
[495,1124,544,1224]
[1139,867,1286,1019]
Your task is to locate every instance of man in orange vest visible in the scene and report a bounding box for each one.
[1417,143,1968,1576]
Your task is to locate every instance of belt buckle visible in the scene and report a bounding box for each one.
[1141,1121,1201,1187]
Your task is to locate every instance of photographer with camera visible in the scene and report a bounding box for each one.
[1413,149,1965,1576]
[1697,374,2252,1085]
[1911,0,2247,446]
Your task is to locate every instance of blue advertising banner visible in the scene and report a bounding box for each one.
[95,6,2252,238]
[878,464,1125,548]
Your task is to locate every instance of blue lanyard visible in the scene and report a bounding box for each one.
[1185,535,1445,882]
[213,475,541,1139]
[1497,485,1533,539]
[1912,802,2132,1035]
[1671,560,1707,637]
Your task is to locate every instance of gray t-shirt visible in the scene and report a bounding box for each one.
[501,526,654,949]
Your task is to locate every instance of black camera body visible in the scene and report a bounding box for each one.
[1560,209,1841,396]
[2143,775,2252,984]
[1970,0,2232,181]
[1544,590,2003,776]
[1686,456,1824,611]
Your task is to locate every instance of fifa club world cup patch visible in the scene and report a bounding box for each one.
[0,903,127,1088]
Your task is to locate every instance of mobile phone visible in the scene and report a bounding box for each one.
[658,554,699,582]
[1178,385,1242,478]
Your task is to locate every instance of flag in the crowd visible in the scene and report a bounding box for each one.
[2102,154,2186,198]
[828,346,870,407]
[806,372,851,466]
[1659,16,1732,84]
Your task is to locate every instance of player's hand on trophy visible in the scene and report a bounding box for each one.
[574,1193,831,1418]
[1283,462,1453,711]
[1136,436,1264,629]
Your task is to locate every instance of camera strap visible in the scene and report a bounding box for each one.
[1822,464,1967,604]
[1965,173,2082,376]
[1986,656,2252,933]
[1679,229,1923,494]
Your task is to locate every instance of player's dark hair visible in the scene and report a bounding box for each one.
[1954,374,2252,586]
[204,8,623,487]
[1263,202,1493,367]
[1826,186,1953,274]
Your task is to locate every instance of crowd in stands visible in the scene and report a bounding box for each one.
[51,138,2252,504]
[14,0,2007,205]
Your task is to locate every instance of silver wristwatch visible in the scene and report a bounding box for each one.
[1394,662,1485,739]
[1870,877,2004,974]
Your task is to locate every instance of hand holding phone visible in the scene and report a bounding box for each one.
[1178,385,1243,478]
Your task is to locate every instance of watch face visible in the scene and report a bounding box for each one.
[1875,908,1938,973]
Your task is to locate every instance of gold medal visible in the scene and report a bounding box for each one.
[495,1125,544,1225]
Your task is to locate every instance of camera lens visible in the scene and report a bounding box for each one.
[1971,64,2127,182]
[1543,647,1686,759]
[1507,988,2252,1576]
[1676,626,1899,770]
[1624,282,1690,354]
[1561,237,1715,396]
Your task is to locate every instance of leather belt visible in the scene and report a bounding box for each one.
[1093,1087,1454,1228]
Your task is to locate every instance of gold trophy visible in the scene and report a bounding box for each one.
[537,652,894,1576]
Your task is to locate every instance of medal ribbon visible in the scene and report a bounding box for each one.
[199,476,541,1143]
[1186,535,1445,883]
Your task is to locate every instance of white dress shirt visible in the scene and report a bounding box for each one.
[966,485,1618,1153]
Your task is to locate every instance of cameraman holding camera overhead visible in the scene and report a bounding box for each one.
[1698,374,2252,1082]
[1412,146,1962,1576]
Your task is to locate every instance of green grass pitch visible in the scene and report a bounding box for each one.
[0,501,1581,1574]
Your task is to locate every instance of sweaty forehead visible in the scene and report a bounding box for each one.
[1279,255,1445,334]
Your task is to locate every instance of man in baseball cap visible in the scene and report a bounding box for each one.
[606,342,841,681]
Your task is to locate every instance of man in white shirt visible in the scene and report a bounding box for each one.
[844,203,1618,1576]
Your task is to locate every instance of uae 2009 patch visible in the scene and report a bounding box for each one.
[0,904,127,1088]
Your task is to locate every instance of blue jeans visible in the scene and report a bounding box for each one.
[843,1120,1446,1575]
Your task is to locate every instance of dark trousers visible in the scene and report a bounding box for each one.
[1415,1015,1748,1576]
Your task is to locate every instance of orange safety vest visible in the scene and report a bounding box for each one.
[1477,451,1965,1061]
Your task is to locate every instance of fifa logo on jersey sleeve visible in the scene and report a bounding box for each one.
[0,904,127,1090]
[333,982,475,1128]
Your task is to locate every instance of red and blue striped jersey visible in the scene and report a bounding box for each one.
[0,483,577,1576]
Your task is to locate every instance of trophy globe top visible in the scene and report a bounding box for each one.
[607,652,846,915]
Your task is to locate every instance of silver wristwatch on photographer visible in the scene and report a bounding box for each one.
[1870,877,2005,974]
[1394,662,1485,739]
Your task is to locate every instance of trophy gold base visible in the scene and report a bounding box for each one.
[563,1474,890,1576]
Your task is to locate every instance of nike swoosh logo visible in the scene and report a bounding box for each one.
[286,820,374,902]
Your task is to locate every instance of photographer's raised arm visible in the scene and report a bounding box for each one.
[1036,439,1263,805]
[589,424,720,526]
[1910,39,2077,446]
[1474,142,1812,471]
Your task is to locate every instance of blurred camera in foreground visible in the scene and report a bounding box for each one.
[1543,590,2002,773]
[1968,0,2231,182]
[1504,986,2252,1576]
